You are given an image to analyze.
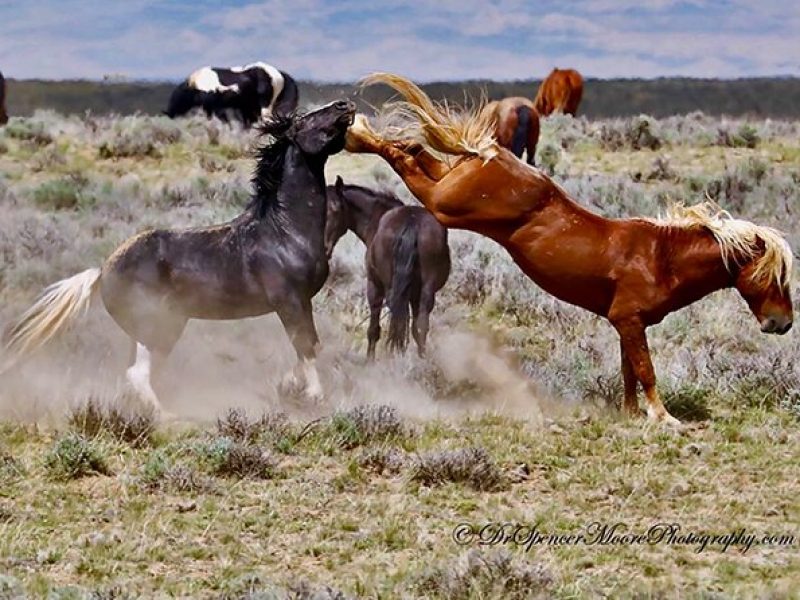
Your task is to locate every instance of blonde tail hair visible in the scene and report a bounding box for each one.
[3,268,102,365]
[360,72,497,160]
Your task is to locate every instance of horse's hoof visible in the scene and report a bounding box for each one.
[648,410,683,429]
[345,114,377,152]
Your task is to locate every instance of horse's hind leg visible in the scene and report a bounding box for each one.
[126,341,161,412]
[412,287,435,357]
[276,298,323,402]
[366,277,385,360]
[120,312,186,417]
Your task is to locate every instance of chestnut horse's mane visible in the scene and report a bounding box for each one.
[360,72,498,161]
[649,202,793,290]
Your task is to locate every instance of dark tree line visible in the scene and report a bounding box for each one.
[5,77,800,119]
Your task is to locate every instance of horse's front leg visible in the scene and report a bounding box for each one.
[276,298,323,402]
[390,141,452,181]
[346,118,439,205]
[612,317,680,427]
[619,340,639,416]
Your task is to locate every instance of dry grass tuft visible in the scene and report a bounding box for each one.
[200,437,278,479]
[357,446,407,476]
[326,405,407,449]
[410,447,507,491]
[216,407,290,445]
[68,396,155,447]
[414,549,553,599]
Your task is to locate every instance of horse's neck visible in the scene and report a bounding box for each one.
[273,146,328,239]
[347,195,395,246]
[663,227,734,304]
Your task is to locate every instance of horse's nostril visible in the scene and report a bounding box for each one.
[781,321,793,335]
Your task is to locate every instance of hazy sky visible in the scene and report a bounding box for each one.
[0,1,797,81]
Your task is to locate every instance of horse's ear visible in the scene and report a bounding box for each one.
[335,175,344,196]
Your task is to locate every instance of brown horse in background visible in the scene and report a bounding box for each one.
[0,71,8,125]
[345,73,793,426]
[481,97,540,166]
[534,68,583,116]
[325,176,450,357]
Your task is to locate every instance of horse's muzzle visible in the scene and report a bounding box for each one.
[761,316,793,335]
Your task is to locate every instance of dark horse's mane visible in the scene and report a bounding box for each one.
[249,112,298,218]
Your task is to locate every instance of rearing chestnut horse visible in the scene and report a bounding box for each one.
[345,73,793,426]
[3,100,357,415]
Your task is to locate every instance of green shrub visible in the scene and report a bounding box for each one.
[325,405,406,449]
[4,120,53,145]
[199,437,277,479]
[44,433,111,480]
[32,176,88,210]
[662,385,713,421]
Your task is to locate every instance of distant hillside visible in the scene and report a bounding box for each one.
[5,77,800,119]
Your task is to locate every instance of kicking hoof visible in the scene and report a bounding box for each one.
[345,114,379,152]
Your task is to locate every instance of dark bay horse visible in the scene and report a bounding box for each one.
[534,68,584,116]
[345,73,793,426]
[0,71,8,125]
[3,100,356,415]
[325,177,450,357]
[481,97,539,165]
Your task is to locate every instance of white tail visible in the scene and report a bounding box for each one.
[3,268,102,364]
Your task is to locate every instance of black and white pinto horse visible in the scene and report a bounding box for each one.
[0,71,8,126]
[165,62,299,128]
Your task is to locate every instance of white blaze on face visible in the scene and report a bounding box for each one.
[188,67,239,93]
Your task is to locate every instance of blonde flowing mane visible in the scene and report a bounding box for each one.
[653,202,793,290]
[359,72,498,160]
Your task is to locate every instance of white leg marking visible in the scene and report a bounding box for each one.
[126,343,162,412]
[302,358,323,402]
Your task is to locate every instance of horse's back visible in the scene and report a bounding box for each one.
[369,206,449,291]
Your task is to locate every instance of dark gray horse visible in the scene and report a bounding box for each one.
[3,100,356,415]
[325,177,450,357]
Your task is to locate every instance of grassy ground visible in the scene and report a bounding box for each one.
[0,110,798,598]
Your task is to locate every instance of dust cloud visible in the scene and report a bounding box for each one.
[0,304,549,426]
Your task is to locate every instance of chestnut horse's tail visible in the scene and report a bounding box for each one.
[2,268,102,368]
[361,72,497,160]
[386,217,419,352]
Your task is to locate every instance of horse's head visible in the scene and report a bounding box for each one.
[291,100,356,157]
[734,240,793,335]
[324,175,348,259]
